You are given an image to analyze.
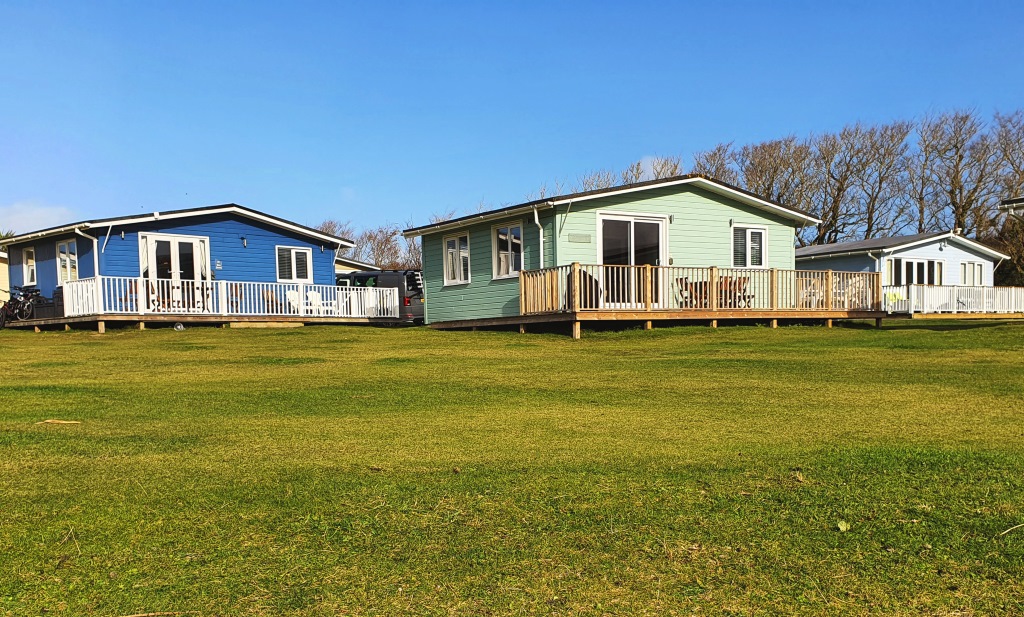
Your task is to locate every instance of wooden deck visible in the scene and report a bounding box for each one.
[436,263,888,337]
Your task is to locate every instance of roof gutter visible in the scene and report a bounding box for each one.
[403,202,555,238]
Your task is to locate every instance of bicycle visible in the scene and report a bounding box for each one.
[0,286,41,328]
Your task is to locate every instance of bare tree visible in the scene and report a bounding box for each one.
[691,143,739,185]
[315,219,358,256]
[926,110,1001,236]
[733,136,815,244]
[621,160,647,185]
[650,155,683,179]
[994,110,1024,199]
[355,224,403,269]
[429,209,457,224]
[851,120,913,239]
[574,169,616,192]
[400,218,422,269]
[809,125,871,245]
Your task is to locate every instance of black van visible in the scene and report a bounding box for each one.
[336,270,425,325]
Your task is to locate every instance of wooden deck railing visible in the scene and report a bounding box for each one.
[520,264,882,315]
[63,276,399,319]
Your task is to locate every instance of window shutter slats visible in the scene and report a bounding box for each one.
[732,228,747,267]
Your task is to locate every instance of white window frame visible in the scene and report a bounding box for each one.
[443,232,471,286]
[56,239,79,286]
[275,245,314,283]
[22,247,36,286]
[960,261,985,286]
[730,225,768,269]
[594,211,670,267]
[491,221,524,280]
[891,257,944,286]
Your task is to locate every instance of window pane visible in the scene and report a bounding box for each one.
[893,259,902,286]
[749,230,763,267]
[156,241,173,279]
[960,263,967,285]
[496,227,510,276]
[977,264,983,285]
[178,242,196,281]
[511,226,522,272]
[905,261,914,285]
[935,261,942,285]
[295,251,309,280]
[927,261,935,285]
[732,228,747,267]
[277,247,293,280]
[459,235,469,281]
[916,261,925,284]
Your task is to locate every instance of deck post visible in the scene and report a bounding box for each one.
[571,320,581,339]
[825,270,834,311]
[64,324,71,332]
[644,320,652,330]
[873,272,882,312]
[875,317,883,328]
[97,320,106,334]
[137,322,145,331]
[571,262,581,313]
[771,318,778,329]
[709,266,719,311]
[519,271,525,316]
[644,264,653,311]
[519,323,525,334]
[218,280,228,316]
[770,268,778,310]
[826,318,833,328]
[94,277,105,315]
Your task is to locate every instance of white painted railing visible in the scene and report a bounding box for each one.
[63,277,399,319]
[883,285,1024,314]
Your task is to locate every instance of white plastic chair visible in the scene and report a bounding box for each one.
[306,291,324,316]
[285,290,302,314]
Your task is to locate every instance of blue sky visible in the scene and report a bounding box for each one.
[1,0,1022,233]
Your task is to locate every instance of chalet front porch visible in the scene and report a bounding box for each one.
[5,276,399,332]
[431,264,887,338]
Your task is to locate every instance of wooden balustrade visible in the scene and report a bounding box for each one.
[519,263,882,316]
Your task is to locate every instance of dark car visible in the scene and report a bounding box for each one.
[336,270,424,325]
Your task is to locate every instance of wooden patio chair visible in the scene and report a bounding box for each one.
[678,277,708,308]
[734,276,753,308]
[263,289,282,314]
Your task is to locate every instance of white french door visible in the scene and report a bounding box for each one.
[598,215,667,308]
[139,233,211,312]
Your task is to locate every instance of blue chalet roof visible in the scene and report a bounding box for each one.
[0,203,354,249]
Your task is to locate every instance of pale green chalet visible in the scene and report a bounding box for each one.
[403,175,838,330]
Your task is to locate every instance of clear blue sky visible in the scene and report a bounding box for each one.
[2,0,1022,233]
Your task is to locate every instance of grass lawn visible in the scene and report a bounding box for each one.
[1,321,1023,616]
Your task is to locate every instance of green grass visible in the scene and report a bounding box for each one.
[1,321,1023,616]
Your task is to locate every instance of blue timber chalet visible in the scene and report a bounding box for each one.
[1,204,398,329]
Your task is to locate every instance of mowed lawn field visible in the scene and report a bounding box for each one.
[1,322,1023,616]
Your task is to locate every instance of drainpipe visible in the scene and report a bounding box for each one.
[74,228,100,280]
[532,204,545,268]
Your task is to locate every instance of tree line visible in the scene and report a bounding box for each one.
[323,108,1024,281]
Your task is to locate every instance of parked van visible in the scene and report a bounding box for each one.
[337,270,424,325]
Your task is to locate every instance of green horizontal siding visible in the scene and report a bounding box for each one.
[554,185,798,270]
[421,213,554,324]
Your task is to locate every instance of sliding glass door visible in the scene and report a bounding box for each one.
[599,215,665,307]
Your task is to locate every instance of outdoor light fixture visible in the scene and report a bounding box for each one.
[241,236,247,248]
[120,231,124,239]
